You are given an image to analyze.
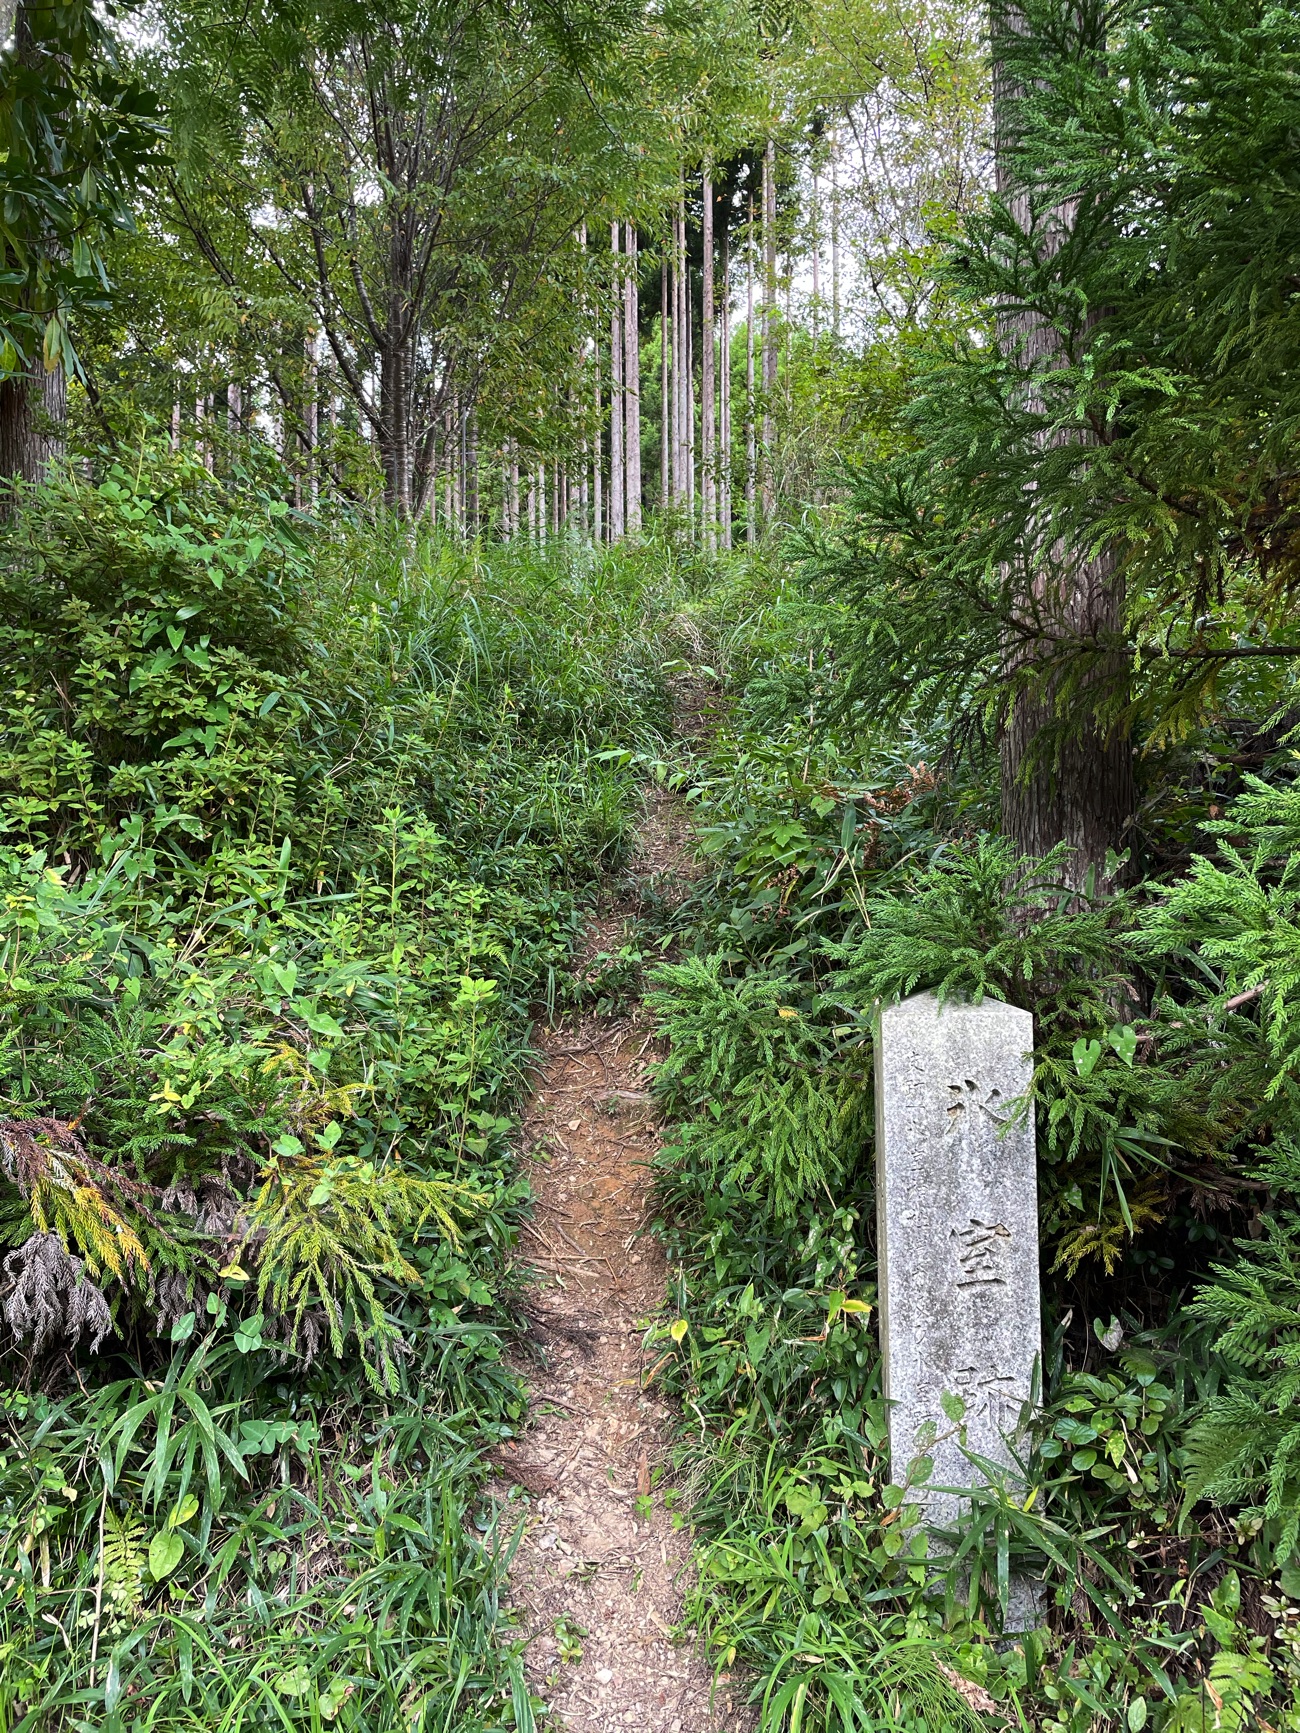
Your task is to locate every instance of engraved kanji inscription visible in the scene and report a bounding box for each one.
[951,1365,1026,1432]
[953,1217,1012,1286]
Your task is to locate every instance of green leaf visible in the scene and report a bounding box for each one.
[169,1494,200,1527]
[1108,1024,1138,1066]
[1127,1697,1148,1731]
[273,1664,313,1698]
[148,1529,185,1580]
[170,1310,196,1343]
[940,1389,967,1423]
[1072,1037,1102,1078]
[270,960,297,996]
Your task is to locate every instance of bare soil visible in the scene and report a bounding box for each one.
[493,785,753,1733]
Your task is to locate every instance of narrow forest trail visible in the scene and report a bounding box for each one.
[494,779,754,1733]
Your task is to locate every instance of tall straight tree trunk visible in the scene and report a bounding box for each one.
[761,138,778,528]
[609,222,625,541]
[745,198,757,543]
[304,332,319,504]
[624,222,641,533]
[620,227,641,530]
[814,172,825,337]
[380,333,413,514]
[992,2,1135,887]
[593,338,604,542]
[660,257,670,510]
[831,156,841,338]
[686,244,695,520]
[720,222,732,550]
[466,410,478,536]
[701,170,716,550]
[676,207,686,502]
[674,199,687,505]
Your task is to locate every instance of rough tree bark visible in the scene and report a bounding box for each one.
[992,1,1135,888]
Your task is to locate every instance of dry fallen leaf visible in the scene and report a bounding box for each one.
[936,1660,1001,1718]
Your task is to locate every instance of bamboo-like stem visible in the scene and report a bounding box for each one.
[593,337,603,541]
[745,196,756,543]
[674,199,686,503]
[831,152,840,337]
[660,256,670,510]
[762,138,778,527]
[701,169,715,550]
[609,221,625,540]
[811,172,821,339]
[686,222,695,521]
[720,221,732,550]
[624,222,641,533]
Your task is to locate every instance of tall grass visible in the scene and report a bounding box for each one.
[0,463,695,1732]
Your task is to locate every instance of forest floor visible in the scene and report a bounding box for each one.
[491,764,754,1733]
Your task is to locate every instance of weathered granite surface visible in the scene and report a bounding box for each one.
[874,990,1040,1533]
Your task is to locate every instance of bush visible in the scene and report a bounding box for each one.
[0,447,681,1728]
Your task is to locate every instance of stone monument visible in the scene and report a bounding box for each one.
[874,991,1040,1534]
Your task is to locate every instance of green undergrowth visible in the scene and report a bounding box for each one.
[0,444,688,1730]
[647,565,1300,1730]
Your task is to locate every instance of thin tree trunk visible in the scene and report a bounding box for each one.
[720,222,732,550]
[304,333,318,504]
[686,239,695,521]
[594,339,603,542]
[745,199,757,543]
[660,257,670,510]
[674,201,686,505]
[466,409,478,536]
[701,170,716,550]
[761,138,778,527]
[609,222,625,541]
[831,155,841,338]
[624,222,641,534]
[811,172,821,338]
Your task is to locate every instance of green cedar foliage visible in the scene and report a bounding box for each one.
[799,0,1300,771]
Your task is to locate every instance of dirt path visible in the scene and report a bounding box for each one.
[495,789,751,1733]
